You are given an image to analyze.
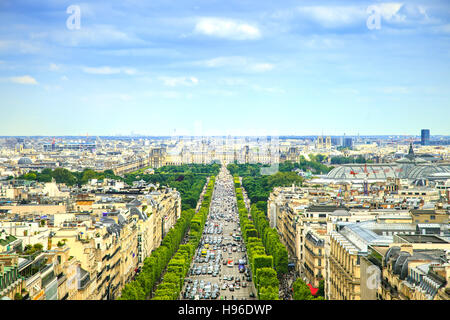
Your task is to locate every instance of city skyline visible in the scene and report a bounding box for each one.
[1,0,450,136]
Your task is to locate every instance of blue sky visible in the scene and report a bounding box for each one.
[0,0,449,136]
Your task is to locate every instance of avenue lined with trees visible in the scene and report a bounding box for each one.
[118,176,216,300]
[234,177,282,300]
[115,162,324,300]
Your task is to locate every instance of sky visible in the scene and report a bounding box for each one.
[0,0,449,137]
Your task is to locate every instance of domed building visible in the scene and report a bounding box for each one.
[17,157,33,165]
[324,144,450,182]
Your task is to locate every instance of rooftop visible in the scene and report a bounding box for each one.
[397,234,449,244]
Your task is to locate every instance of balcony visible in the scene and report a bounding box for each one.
[57,274,67,286]
[78,270,91,290]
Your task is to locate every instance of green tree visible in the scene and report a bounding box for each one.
[293,279,314,300]
[33,243,43,251]
[117,282,145,300]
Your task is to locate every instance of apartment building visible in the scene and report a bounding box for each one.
[410,207,448,225]
[47,245,78,300]
[17,251,59,300]
[0,181,181,300]
[0,255,23,300]
[50,211,137,300]
[328,230,363,300]
[0,230,22,254]
[328,215,450,301]
[0,221,50,250]
[303,228,326,288]
[0,204,66,215]
[376,235,450,300]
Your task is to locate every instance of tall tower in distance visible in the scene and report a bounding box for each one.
[421,129,430,146]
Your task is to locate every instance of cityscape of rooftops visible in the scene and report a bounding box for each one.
[0,0,449,305]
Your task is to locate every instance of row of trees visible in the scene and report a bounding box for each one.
[241,172,304,205]
[125,172,208,211]
[329,155,373,165]
[18,164,220,212]
[151,176,216,300]
[228,160,332,215]
[279,158,332,175]
[124,164,220,211]
[234,177,279,300]
[227,157,332,179]
[19,168,122,186]
[117,176,215,300]
[249,204,288,277]
[117,207,196,300]
[156,163,221,174]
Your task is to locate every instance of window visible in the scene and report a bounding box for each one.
[430,215,435,220]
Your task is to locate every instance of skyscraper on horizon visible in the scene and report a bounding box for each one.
[421,129,430,146]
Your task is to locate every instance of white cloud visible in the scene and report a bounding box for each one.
[49,63,60,71]
[431,23,450,34]
[82,66,137,75]
[200,56,245,68]
[251,85,285,94]
[9,75,38,85]
[377,86,411,94]
[248,63,274,72]
[51,24,145,47]
[221,78,248,86]
[302,36,344,49]
[194,17,261,40]
[123,68,137,75]
[159,76,199,87]
[330,88,360,95]
[296,6,367,28]
[376,3,404,22]
[43,84,62,91]
[195,56,274,73]
[293,3,435,29]
[118,94,133,101]
[0,40,41,54]
[83,66,121,74]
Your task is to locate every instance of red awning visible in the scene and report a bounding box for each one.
[307,283,319,296]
